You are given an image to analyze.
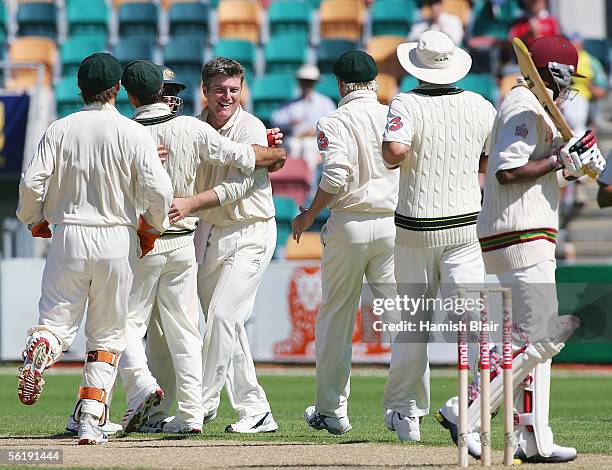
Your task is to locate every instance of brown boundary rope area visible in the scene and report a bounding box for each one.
[0,437,611,470]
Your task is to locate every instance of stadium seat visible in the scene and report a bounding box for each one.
[0,3,7,45]
[264,33,308,74]
[118,2,158,41]
[218,0,262,44]
[17,2,57,39]
[456,73,497,103]
[317,39,357,74]
[268,1,311,39]
[442,0,471,26]
[112,36,155,66]
[55,76,83,118]
[168,2,209,38]
[400,74,418,92]
[251,73,297,123]
[7,37,57,89]
[315,73,341,103]
[470,0,521,41]
[376,73,397,105]
[61,36,107,78]
[366,35,405,80]
[161,0,202,9]
[319,0,366,42]
[67,0,109,40]
[468,46,499,75]
[163,35,205,76]
[285,232,323,260]
[213,39,256,81]
[270,157,312,206]
[273,195,299,258]
[583,39,611,74]
[371,0,416,37]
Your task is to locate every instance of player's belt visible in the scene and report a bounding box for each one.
[479,228,557,252]
[134,113,177,126]
[394,211,479,231]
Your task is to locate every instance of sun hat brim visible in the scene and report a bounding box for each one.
[397,42,472,85]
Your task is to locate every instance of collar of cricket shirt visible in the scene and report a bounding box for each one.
[200,105,243,134]
[132,102,178,126]
[81,102,119,112]
[338,89,378,107]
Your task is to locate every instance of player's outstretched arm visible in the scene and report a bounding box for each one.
[382,141,410,169]
[496,156,560,185]
[252,144,287,171]
[292,187,334,243]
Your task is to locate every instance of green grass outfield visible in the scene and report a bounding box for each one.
[1,369,611,455]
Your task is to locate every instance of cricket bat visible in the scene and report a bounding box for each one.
[511,37,596,178]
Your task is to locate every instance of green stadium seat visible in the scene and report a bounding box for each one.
[400,74,418,92]
[55,77,82,118]
[252,73,297,123]
[268,1,311,39]
[315,73,340,103]
[17,2,57,39]
[213,39,256,81]
[273,195,299,258]
[264,33,308,74]
[471,0,521,40]
[316,39,357,74]
[118,2,158,41]
[371,0,416,37]
[112,36,155,66]
[61,36,107,78]
[169,3,209,38]
[0,3,6,45]
[67,0,109,39]
[583,39,611,74]
[456,73,497,103]
[116,87,133,117]
[163,35,205,75]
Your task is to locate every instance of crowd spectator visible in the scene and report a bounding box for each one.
[408,0,464,46]
[271,64,336,171]
[508,0,560,43]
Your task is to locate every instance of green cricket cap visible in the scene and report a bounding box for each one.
[333,50,378,83]
[121,60,164,95]
[77,53,122,94]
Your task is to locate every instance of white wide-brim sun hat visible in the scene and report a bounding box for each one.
[397,30,472,85]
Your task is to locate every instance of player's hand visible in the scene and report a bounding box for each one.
[266,128,283,147]
[560,130,600,178]
[292,206,314,243]
[157,144,168,164]
[137,215,161,258]
[168,197,194,224]
[28,220,52,238]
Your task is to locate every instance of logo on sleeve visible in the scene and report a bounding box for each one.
[515,124,529,138]
[317,131,329,150]
[388,116,403,131]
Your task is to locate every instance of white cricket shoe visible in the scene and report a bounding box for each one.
[78,413,108,445]
[385,409,421,442]
[515,444,577,464]
[66,414,122,435]
[435,397,482,457]
[225,412,278,433]
[304,406,352,435]
[121,385,164,433]
[141,416,201,434]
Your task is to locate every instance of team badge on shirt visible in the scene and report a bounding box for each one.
[515,124,529,138]
[387,116,403,131]
[317,131,329,150]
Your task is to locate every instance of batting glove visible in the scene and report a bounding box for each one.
[137,215,161,258]
[559,130,598,178]
[28,220,52,238]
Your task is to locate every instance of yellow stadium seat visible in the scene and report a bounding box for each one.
[422,0,471,26]
[218,0,262,44]
[366,35,406,80]
[7,36,57,89]
[319,0,366,43]
[285,232,323,260]
[376,73,398,104]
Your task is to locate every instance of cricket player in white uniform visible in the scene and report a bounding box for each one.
[292,51,399,435]
[114,60,286,434]
[16,53,174,445]
[436,35,605,463]
[381,31,496,442]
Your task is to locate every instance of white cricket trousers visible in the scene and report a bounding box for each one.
[34,224,135,419]
[119,242,204,427]
[315,212,396,418]
[198,218,276,419]
[383,239,484,417]
[498,259,558,457]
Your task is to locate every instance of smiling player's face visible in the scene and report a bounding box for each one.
[203,75,242,127]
